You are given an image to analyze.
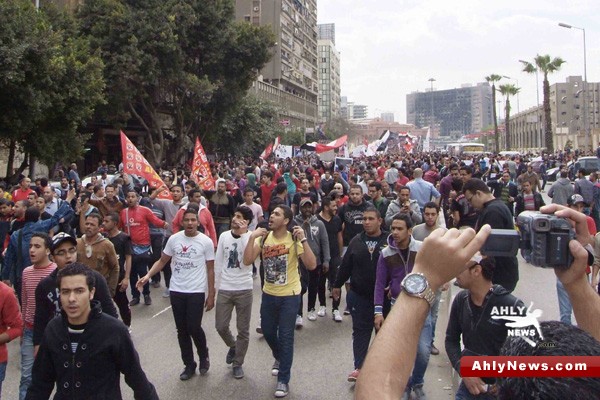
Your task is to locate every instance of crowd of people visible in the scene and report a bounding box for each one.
[0,148,599,399]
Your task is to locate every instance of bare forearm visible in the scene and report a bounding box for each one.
[356,293,429,399]
[124,256,132,280]
[564,276,600,341]
[300,242,317,270]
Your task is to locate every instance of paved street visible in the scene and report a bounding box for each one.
[3,192,567,399]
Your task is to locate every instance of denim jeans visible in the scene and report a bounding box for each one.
[0,361,6,398]
[556,279,573,325]
[347,290,375,370]
[430,289,443,342]
[19,327,34,400]
[170,291,208,368]
[215,289,253,367]
[407,313,433,388]
[455,381,496,400]
[260,293,301,384]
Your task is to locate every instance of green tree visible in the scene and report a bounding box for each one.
[78,0,274,166]
[498,84,520,150]
[0,0,104,180]
[485,74,502,152]
[218,95,285,156]
[520,55,566,153]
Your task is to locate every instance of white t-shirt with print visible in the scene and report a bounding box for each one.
[163,231,215,293]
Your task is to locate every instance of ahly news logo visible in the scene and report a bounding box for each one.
[491,302,545,347]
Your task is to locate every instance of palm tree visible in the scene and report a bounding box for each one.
[498,84,520,150]
[520,55,566,153]
[485,74,503,152]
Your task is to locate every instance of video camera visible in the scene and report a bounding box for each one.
[481,211,575,269]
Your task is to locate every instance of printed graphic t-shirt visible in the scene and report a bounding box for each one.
[164,231,215,293]
[259,232,304,297]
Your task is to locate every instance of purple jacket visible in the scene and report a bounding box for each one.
[374,234,422,311]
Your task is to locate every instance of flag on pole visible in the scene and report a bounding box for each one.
[190,137,216,191]
[120,131,172,199]
[260,142,274,159]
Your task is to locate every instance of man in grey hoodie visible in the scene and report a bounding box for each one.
[385,186,422,228]
[548,170,574,206]
[294,198,330,325]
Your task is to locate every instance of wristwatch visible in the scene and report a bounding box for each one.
[401,273,436,308]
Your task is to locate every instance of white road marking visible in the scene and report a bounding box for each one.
[150,306,172,319]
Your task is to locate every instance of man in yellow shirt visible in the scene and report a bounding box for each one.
[243,205,316,398]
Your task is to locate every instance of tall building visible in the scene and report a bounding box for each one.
[317,24,341,123]
[381,112,394,123]
[235,0,318,131]
[406,83,493,137]
[318,23,335,45]
[347,103,368,119]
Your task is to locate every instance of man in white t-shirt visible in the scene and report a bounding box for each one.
[242,187,263,231]
[214,206,254,379]
[137,208,215,381]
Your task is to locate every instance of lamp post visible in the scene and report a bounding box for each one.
[502,75,519,113]
[428,78,436,134]
[559,22,589,152]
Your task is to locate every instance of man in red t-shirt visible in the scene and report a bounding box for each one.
[12,177,35,203]
[259,171,276,218]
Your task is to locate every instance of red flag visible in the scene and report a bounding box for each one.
[260,142,274,159]
[120,131,172,199]
[190,137,216,191]
[315,135,347,154]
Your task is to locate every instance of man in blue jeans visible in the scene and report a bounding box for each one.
[332,208,388,384]
[243,205,316,398]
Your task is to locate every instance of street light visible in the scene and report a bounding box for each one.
[559,22,589,151]
[502,75,519,113]
[428,78,436,133]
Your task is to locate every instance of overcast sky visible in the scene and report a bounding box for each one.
[318,0,599,124]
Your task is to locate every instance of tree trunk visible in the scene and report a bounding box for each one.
[492,84,499,152]
[29,153,36,179]
[6,138,16,181]
[543,76,553,153]
[505,98,511,150]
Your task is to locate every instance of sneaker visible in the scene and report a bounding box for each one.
[430,343,440,355]
[295,315,303,329]
[179,365,195,381]
[347,369,360,382]
[274,382,289,398]
[233,365,244,379]
[307,310,317,321]
[226,346,236,365]
[129,297,140,306]
[271,360,280,376]
[412,384,427,400]
[317,306,326,317]
[333,310,343,322]
[343,306,350,315]
[162,288,170,298]
[151,281,160,288]
[199,356,210,375]
[144,294,152,305]
[256,318,263,334]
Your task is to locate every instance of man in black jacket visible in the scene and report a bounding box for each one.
[332,207,387,384]
[446,256,525,399]
[32,233,118,351]
[486,172,518,215]
[463,179,519,292]
[26,263,158,400]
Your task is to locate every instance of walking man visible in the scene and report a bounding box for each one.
[137,208,215,380]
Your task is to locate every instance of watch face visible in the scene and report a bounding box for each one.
[405,274,427,294]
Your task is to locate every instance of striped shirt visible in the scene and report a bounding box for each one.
[21,263,57,327]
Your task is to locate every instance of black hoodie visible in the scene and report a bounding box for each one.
[445,285,525,384]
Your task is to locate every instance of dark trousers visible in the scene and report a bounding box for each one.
[297,265,309,317]
[347,290,375,370]
[170,291,208,368]
[260,293,300,384]
[307,265,326,311]
[150,235,172,287]
[130,252,150,299]
[328,256,341,311]
[114,289,131,327]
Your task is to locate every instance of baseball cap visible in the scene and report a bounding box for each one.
[299,198,313,207]
[51,232,77,252]
[567,194,585,206]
